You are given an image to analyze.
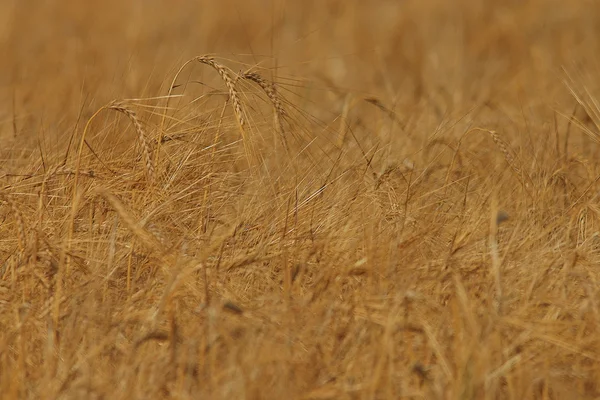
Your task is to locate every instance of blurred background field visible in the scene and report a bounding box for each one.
[1,1,600,399]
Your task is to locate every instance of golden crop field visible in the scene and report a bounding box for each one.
[1,0,600,398]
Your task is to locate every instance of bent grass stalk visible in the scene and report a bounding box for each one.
[158,56,248,167]
[108,102,155,183]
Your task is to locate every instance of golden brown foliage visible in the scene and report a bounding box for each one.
[2,0,600,399]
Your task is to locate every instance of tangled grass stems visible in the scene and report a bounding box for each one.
[68,100,155,284]
[0,193,26,256]
[242,71,286,119]
[73,100,154,200]
[93,188,164,252]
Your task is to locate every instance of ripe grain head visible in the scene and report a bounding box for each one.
[108,101,155,183]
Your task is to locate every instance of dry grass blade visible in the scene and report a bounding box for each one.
[94,188,163,252]
[363,96,405,129]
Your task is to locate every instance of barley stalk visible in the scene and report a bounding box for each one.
[108,101,155,183]
[195,56,244,129]
[158,56,251,168]
[577,207,587,247]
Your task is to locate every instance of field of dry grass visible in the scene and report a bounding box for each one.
[2,0,600,398]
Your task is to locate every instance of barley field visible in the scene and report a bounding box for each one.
[1,1,600,399]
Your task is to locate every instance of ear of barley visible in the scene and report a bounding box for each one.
[488,130,521,174]
[242,72,286,119]
[195,56,245,129]
[243,71,288,150]
[158,56,253,166]
[108,102,155,183]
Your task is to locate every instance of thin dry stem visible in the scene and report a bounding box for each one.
[94,188,163,252]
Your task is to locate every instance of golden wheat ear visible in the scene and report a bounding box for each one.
[242,71,286,119]
[108,101,155,183]
[195,56,245,129]
[242,71,288,150]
